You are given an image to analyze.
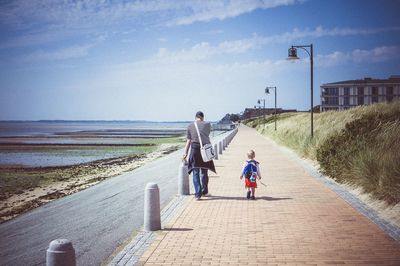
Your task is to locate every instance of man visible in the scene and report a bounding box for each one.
[183,111,216,200]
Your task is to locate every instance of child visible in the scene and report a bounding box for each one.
[240,150,261,200]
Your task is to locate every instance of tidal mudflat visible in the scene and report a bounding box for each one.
[0,121,187,222]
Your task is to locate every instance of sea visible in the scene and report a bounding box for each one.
[0,121,190,137]
[0,121,224,167]
[0,121,191,167]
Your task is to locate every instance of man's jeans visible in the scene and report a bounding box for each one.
[192,168,209,198]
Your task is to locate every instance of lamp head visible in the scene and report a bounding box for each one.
[265,88,270,94]
[287,47,299,60]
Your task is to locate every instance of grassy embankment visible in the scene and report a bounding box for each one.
[245,102,400,205]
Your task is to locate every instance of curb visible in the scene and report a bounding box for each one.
[108,195,190,266]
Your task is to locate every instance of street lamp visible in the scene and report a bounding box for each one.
[254,104,263,125]
[265,86,277,131]
[257,99,265,121]
[287,44,314,138]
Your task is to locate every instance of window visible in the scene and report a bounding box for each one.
[326,97,339,105]
[323,87,339,96]
[387,87,394,95]
[372,96,379,103]
[343,97,350,106]
[358,96,364,105]
[324,107,339,111]
[357,87,364,95]
[343,87,350,96]
[387,95,393,102]
[372,87,378,95]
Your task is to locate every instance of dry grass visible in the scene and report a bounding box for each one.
[246,101,400,205]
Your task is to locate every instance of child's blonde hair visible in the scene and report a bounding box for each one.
[247,149,255,159]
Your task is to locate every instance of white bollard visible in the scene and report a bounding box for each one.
[214,143,218,160]
[178,162,190,195]
[219,141,223,155]
[144,183,161,231]
[46,239,76,266]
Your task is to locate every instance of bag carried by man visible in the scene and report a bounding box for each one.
[194,121,216,162]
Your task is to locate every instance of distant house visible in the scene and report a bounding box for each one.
[320,75,400,112]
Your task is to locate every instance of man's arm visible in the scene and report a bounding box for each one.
[206,122,211,135]
[183,139,191,160]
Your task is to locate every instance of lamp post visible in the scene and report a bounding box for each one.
[265,86,277,131]
[257,99,265,122]
[254,105,261,126]
[287,44,314,138]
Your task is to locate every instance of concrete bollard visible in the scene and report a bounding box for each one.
[46,239,76,266]
[144,183,161,231]
[223,138,226,150]
[178,162,190,195]
[214,143,218,160]
[219,141,223,155]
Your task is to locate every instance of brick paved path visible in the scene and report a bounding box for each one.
[137,126,400,265]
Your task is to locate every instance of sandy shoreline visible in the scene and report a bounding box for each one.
[0,143,182,223]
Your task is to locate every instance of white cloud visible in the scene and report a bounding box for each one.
[150,26,400,63]
[317,46,400,66]
[0,0,304,49]
[70,55,293,120]
[201,29,224,35]
[19,44,93,62]
[0,0,302,30]
[1,0,398,51]
[170,0,304,26]
[158,38,168,43]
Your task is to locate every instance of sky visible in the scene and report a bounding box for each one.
[0,0,399,121]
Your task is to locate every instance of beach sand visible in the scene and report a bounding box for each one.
[0,143,182,223]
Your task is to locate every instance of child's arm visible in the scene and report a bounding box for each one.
[257,164,262,179]
[239,162,246,179]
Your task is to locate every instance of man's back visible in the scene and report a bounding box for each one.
[186,121,211,145]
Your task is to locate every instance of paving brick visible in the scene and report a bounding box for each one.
[135,126,400,265]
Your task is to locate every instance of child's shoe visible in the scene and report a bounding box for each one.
[246,191,251,199]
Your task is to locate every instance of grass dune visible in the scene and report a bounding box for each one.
[246,102,400,205]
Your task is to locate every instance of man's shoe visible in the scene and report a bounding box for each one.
[251,195,255,200]
[246,191,251,199]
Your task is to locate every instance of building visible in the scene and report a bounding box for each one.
[320,75,400,112]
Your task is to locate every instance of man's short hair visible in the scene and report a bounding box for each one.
[195,111,204,118]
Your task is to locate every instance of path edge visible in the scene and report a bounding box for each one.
[258,131,400,242]
[108,194,191,266]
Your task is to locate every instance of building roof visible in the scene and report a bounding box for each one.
[321,75,400,87]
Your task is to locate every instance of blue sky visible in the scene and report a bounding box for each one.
[0,0,399,121]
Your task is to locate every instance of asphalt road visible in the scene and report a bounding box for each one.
[0,132,227,266]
